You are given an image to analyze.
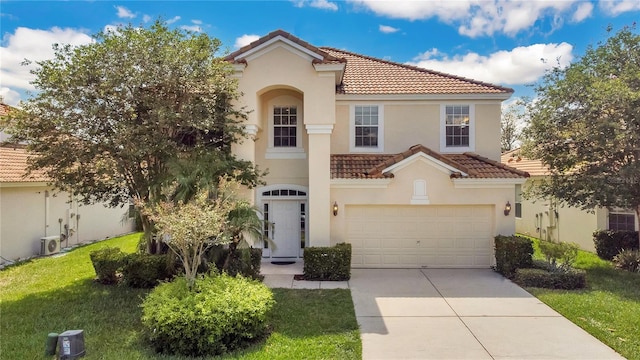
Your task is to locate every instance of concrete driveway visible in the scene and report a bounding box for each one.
[350,269,624,360]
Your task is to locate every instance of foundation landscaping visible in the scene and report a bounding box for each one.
[0,233,361,359]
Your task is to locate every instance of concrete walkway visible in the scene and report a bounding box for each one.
[261,263,624,360]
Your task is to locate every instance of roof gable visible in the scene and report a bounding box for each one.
[331,145,528,180]
[225,29,345,65]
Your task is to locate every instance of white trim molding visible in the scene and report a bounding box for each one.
[330,179,392,188]
[382,152,468,177]
[238,36,324,63]
[243,124,259,136]
[306,124,334,134]
[453,178,527,189]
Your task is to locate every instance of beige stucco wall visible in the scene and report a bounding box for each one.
[330,159,516,246]
[331,100,503,161]
[516,178,601,252]
[0,185,134,262]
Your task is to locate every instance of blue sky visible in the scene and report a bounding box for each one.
[2,0,639,106]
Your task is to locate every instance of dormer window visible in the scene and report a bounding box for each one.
[440,104,475,152]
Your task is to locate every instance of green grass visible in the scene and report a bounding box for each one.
[524,236,640,360]
[0,233,361,359]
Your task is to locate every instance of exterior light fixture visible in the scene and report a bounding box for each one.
[333,201,338,216]
[504,201,512,216]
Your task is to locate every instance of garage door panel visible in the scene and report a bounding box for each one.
[346,205,493,268]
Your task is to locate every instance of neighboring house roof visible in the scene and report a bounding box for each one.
[500,148,549,176]
[0,103,13,116]
[332,144,529,179]
[226,29,513,96]
[0,145,48,183]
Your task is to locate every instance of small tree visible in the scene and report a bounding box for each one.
[522,25,640,246]
[143,178,239,289]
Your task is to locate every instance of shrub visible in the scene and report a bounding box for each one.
[214,247,263,280]
[494,235,533,277]
[304,243,351,281]
[514,268,586,289]
[593,230,639,260]
[613,249,640,273]
[89,247,126,284]
[122,253,175,288]
[538,240,579,271]
[141,274,274,357]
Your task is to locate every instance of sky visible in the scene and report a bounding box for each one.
[1,0,640,107]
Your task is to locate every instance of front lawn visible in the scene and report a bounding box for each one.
[526,237,640,359]
[0,233,361,359]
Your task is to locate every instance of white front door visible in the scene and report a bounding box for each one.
[271,201,301,258]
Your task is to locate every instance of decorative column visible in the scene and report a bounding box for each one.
[306,124,333,247]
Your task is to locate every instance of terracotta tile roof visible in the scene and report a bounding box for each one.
[321,47,513,95]
[0,145,49,183]
[225,30,513,96]
[500,149,549,176]
[225,29,346,65]
[0,103,14,116]
[331,145,528,179]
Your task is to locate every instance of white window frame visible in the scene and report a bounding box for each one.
[267,96,305,159]
[440,104,475,153]
[350,104,384,153]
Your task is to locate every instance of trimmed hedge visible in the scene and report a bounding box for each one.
[122,253,175,288]
[89,247,126,284]
[141,274,274,357]
[593,230,639,260]
[514,268,586,289]
[304,243,351,281]
[494,235,533,277]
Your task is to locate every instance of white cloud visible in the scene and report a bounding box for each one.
[572,2,593,22]
[379,25,399,34]
[407,43,574,86]
[0,27,93,100]
[142,14,152,23]
[115,5,136,19]
[181,25,202,33]
[599,0,640,15]
[234,34,260,49]
[350,0,584,37]
[104,24,120,34]
[192,19,203,25]
[166,16,181,24]
[293,0,338,11]
[0,87,21,106]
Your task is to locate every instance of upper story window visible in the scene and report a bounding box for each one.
[350,104,384,152]
[273,106,297,147]
[609,212,636,231]
[440,104,475,153]
[266,95,305,159]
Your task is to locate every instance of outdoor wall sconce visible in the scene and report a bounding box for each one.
[504,201,512,216]
[333,201,339,216]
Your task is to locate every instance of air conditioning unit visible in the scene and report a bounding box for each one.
[41,236,60,255]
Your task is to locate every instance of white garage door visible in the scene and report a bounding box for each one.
[346,205,493,268]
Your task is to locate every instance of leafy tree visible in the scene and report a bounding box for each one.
[143,178,238,289]
[3,21,263,251]
[522,26,640,246]
[501,101,524,152]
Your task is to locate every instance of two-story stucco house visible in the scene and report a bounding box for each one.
[227,30,528,268]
